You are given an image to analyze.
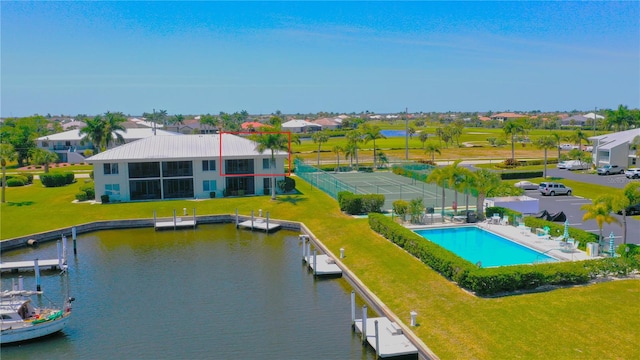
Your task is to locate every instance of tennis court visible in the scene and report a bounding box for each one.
[296,160,476,213]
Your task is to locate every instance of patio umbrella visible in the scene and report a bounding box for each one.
[609,232,615,257]
[563,220,569,240]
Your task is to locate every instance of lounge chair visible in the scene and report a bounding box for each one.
[500,215,509,226]
[550,235,565,242]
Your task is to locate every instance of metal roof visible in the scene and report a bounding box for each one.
[86,134,288,162]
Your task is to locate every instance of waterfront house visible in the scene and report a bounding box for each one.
[36,128,179,164]
[281,119,322,133]
[86,133,289,202]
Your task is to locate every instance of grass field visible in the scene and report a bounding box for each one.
[1,177,638,359]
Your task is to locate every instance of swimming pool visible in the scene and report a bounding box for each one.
[414,226,557,267]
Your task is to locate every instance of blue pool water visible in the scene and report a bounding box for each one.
[414,226,556,267]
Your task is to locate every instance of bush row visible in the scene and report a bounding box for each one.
[368,213,597,296]
[40,172,75,187]
[523,217,598,250]
[277,177,296,193]
[337,191,384,215]
[500,171,544,180]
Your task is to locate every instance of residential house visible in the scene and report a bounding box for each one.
[281,119,322,133]
[36,128,179,164]
[87,134,289,202]
[310,117,342,130]
[490,112,526,122]
[589,128,640,168]
[240,121,267,131]
[561,115,589,127]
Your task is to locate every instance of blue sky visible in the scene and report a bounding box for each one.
[1,1,638,117]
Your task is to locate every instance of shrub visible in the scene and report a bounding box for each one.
[501,158,519,168]
[500,171,544,180]
[79,183,95,199]
[18,172,34,184]
[392,200,409,217]
[210,191,216,198]
[40,172,75,187]
[6,177,27,187]
[277,177,296,193]
[101,194,110,203]
[75,192,88,201]
[337,191,384,214]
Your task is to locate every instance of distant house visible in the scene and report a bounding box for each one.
[240,121,267,131]
[87,134,288,202]
[490,112,526,122]
[61,120,86,131]
[478,116,491,122]
[281,119,322,133]
[561,115,589,127]
[36,128,180,164]
[310,118,342,130]
[589,128,640,168]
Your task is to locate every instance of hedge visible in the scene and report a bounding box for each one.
[277,177,296,193]
[6,177,28,187]
[337,191,384,215]
[523,217,598,250]
[500,171,544,180]
[368,213,597,296]
[40,172,75,187]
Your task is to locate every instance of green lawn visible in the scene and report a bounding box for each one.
[1,178,639,359]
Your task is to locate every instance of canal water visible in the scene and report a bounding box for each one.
[1,224,377,360]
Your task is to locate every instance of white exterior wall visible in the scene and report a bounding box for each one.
[92,155,287,202]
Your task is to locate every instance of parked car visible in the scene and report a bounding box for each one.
[625,168,640,179]
[514,181,538,190]
[566,160,591,171]
[597,164,625,175]
[538,182,572,196]
[559,144,578,150]
[556,161,568,169]
[616,203,640,216]
[584,145,593,151]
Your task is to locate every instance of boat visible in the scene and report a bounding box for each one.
[1,290,74,345]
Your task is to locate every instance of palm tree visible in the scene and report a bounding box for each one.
[427,166,449,219]
[535,135,557,178]
[550,131,563,161]
[581,198,620,247]
[29,148,59,173]
[311,131,329,169]
[170,114,185,133]
[102,112,127,150]
[571,129,589,150]
[345,130,362,171]
[605,104,633,131]
[79,115,106,153]
[1,144,17,203]
[252,127,292,200]
[469,169,501,221]
[619,182,640,244]
[445,161,467,215]
[361,124,386,169]
[199,114,218,133]
[419,131,430,149]
[332,145,343,172]
[503,119,527,161]
[424,141,442,162]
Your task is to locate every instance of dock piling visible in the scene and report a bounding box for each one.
[173,209,177,230]
[313,250,317,276]
[235,208,239,228]
[18,276,24,291]
[351,291,355,324]
[340,248,345,259]
[72,226,77,255]
[193,208,196,229]
[62,235,68,266]
[362,305,368,344]
[251,210,254,230]
[411,311,418,326]
[34,259,41,291]
[266,212,270,231]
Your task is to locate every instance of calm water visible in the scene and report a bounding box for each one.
[380,130,407,137]
[0,224,377,360]
[414,226,556,267]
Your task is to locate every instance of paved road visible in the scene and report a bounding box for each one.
[545,168,634,189]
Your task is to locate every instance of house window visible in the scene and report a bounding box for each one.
[202,160,216,171]
[203,180,217,191]
[105,184,120,196]
[162,161,193,177]
[263,178,271,191]
[225,159,254,174]
[263,158,270,169]
[128,162,160,178]
[163,179,194,199]
[103,163,119,175]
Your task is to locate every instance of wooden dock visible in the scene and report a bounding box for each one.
[354,316,418,358]
[155,218,197,230]
[301,235,342,276]
[1,259,62,272]
[237,219,281,232]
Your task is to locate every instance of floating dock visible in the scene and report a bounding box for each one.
[354,317,418,358]
[154,209,197,230]
[0,259,62,272]
[301,235,342,277]
[237,219,281,232]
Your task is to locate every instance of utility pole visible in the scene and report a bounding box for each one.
[405,107,409,160]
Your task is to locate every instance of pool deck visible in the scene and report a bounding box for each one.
[407,221,594,262]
